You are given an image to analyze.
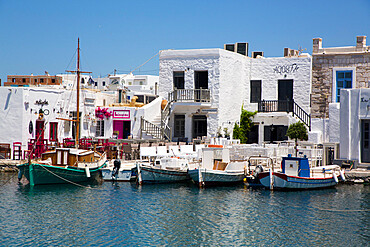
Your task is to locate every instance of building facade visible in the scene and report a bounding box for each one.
[159,47,312,144]
[311,35,370,143]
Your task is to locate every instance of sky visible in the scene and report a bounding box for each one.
[0,0,369,84]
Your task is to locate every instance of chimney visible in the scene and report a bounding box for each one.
[356,36,366,49]
[313,38,322,53]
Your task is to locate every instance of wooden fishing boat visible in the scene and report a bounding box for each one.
[188,146,246,187]
[257,155,345,190]
[18,148,106,185]
[137,157,190,184]
[17,39,107,186]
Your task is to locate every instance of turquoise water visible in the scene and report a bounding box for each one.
[0,173,369,246]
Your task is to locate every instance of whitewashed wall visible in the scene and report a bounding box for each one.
[340,89,370,162]
[245,56,312,112]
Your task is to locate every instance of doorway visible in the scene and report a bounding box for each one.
[278,79,293,112]
[35,120,45,140]
[193,115,207,139]
[113,120,131,139]
[361,120,370,163]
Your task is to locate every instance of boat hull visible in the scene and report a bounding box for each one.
[139,164,189,183]
[101,167,136,181]
[17,163,105,186]
[258,172,339,190]
[188,168,245,186]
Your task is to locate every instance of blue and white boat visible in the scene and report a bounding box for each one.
[137,157,190,184]
[258,155,345,190]
[188,146,246,187]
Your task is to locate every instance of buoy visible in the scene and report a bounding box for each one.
[340,170,346,181]
[85,166,91,178]
[333,172,338,183]
[243,177,247,182]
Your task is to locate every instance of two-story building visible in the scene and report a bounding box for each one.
[158,45,312,143]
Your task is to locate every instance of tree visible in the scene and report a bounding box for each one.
[286,122,308,156]
[233,108,256,143]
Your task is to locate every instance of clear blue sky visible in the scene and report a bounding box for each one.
[0,0,369,84]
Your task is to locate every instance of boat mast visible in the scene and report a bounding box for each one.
[76,38,80,148]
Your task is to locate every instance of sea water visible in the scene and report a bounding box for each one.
[0,173,369,246]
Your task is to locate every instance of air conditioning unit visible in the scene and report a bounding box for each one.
[252,51,264,58]
[224,44,235,52]
[235,42,248,56]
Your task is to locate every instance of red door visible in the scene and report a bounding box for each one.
[35,120,45,140]
[113,120,124,139]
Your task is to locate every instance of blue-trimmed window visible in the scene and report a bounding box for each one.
[336,71,352,102]
[336,70,352,102]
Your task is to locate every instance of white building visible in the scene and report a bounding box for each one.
[92,73,159,94]
[158,47,312,143]
[340,89,370,163]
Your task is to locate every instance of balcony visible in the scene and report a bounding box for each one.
[258,99,311,131]
[168,89,211,103]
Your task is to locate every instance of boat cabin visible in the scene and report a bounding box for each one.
[41,148,96,166]
[201,147,230,170]
[281,155,310,178]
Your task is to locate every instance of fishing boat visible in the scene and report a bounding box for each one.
[17,39,107,186]
[101,159,137,181]
[137,157,190,184]
[188,146,246,187]
[17,148,106,185]
[257,155,345,190]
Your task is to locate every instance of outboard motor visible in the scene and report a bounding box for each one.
[253,165,264,178]
[112,159,121,180]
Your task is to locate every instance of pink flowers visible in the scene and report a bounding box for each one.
[95,107,112,119]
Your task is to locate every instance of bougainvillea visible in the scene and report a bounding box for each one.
[95,107,112,119]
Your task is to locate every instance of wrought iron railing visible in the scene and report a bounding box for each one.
[258,100,311,130]
[168,89,211,103]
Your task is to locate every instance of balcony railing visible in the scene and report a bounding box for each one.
[168,89,211,103]
[258,100,311,130]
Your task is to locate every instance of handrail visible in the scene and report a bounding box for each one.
[258,99,311,130]
[141,117,170,140]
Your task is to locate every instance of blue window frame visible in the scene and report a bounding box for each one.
[336,70,352,102]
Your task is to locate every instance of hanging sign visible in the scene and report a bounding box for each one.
[113,110,130,119]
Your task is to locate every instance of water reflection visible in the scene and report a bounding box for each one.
[0,173,369,246]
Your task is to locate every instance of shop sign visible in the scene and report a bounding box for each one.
[113,110,130,119]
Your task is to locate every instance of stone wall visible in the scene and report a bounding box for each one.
[311,53,370,118]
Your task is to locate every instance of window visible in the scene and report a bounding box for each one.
[250,80,261,103]
[96,120,104,137]
[40,78,44,83]
[193,115,207,138]
[49,122,58,141]
[194,71,208,89]
[102,81,106,86]
[264,125,288,142]
[22,78,26,83]
[12,78,15,82]
[52,79,56,83]
[336,70,352,102]
[173,71,185,89]
[34,79,38,83]
[174,115,185,138]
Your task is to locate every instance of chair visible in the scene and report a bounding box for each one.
[13,142,22,160]
[140,146,157,160]
[156,146,169,157]
[122,144,133,160]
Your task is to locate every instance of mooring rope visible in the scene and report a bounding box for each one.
[0,172,18,187]
[38,164,98,189]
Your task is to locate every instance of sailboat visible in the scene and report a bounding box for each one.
[17,39,107,186]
